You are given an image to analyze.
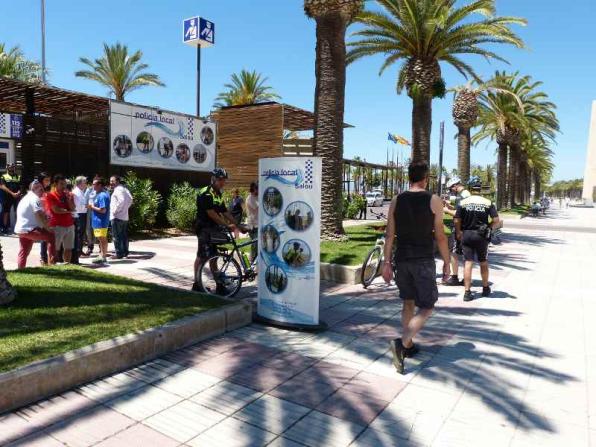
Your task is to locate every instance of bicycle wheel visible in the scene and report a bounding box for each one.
[361,246,383,288]
[198,255,243,298]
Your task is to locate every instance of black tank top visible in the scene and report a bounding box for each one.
[394,190,434,261]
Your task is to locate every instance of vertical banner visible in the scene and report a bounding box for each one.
[258,157,322,327]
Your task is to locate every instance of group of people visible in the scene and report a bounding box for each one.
[13,172,132,269]
[383,162,500,374]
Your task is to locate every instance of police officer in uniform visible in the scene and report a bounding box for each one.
[192,168,239,292]
[454,177,501,301]
[442,177,471,285]
[0,164,23,234]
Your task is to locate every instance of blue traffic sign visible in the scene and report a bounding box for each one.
[183,16,215,47]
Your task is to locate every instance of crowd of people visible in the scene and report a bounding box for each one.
[9,171,132,269]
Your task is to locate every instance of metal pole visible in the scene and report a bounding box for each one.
[41,0,46,84]
[437,121,445,195]
[196,44,201,117]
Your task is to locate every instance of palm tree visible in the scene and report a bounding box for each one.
[0,242,16,305]
[0,43,44,82]
[75,43,164,101]
[305,0,364,239]
[451,79,521,184]
[347,0,526,164]
[214,69,280,108]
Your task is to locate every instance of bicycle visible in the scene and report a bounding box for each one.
[360,210,389,288]
[196,226,258,298]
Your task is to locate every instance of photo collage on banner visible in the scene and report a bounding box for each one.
[257,157,322,326]
[109,101,216,172]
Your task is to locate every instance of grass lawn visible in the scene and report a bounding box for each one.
[0,266,226,373]
[499,204,531,218]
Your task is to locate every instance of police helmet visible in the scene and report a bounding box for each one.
[446,177,461,189]
[211,168,228,179]
[468,176,482,190]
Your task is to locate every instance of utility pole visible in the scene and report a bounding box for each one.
[41,0,47,83]
[196,45,201,117]
[437,121,445,195]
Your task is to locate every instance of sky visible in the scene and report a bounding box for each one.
[3,0,596,181]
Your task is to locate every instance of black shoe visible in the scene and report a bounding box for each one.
[404,343,419,358]
[444,276,462,286]
[191,282,201,292]
[390,338,405,374]
[482,286,491,297]
[463,290,474,302]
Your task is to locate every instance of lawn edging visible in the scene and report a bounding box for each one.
[0,301,251,414]
[320,262,361,285]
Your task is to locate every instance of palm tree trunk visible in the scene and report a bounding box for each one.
[0,242,16,305]
[534,172,541,201]
[507,145,519,208]
[457,126,471,184]
[312,12,348,238]
[412,95,432,163]
[496,142,508,210]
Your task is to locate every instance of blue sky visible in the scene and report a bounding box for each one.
[3,0,595,181]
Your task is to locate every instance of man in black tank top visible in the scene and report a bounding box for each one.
[382,162,451,374]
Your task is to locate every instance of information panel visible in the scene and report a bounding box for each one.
[109,101,216,172]
[257,157,322,327]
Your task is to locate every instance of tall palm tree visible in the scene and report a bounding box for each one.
[305,0,364,238]
[75,43,164,101]
[214,69,280,108]
[347,0,526,164]
[0,43,44,82]
[451,79,521,184]
[0,242,16,305]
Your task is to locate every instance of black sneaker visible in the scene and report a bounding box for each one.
[482,286,491,297]
[404,344,419,358]
[191,282,201,292]
[463,290,474,302]
[390,338,405,374]
[444,276,462,286]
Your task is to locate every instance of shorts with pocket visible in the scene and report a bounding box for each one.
[462,230,489,262]
[93,228,108,238]
[394,258,438,309]
[51,225,75,250]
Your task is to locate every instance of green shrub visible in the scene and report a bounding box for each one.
[343,194,365,219]
[123,171,162,233]
[166,182,199,231]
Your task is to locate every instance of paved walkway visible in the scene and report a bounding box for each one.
[1,207,595,446]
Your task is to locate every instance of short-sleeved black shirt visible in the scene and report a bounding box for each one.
[455,195,498,231]
[195,185,227,230]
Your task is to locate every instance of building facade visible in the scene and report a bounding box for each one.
[583,101,596,205]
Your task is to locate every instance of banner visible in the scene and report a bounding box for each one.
[109,101,216,172]
[257,157,322,327]
[0,113,23,139]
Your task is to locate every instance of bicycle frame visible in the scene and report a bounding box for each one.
[217,229,258,281]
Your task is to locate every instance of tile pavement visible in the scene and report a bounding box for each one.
[1,207,596,446]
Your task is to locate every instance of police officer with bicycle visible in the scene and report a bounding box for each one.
[192,168,240,293]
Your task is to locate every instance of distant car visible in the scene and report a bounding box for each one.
[366,191,384,207]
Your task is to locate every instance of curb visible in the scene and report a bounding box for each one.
[0,301,252,415]
[320,262,361,285]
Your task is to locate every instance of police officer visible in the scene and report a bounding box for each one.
[454,177,501,301]
[0,163,23,234]
[442,177,470,285]
[192,168,239,292]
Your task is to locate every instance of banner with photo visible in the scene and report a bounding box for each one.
[109,101,216,172]
[257,157,322,327]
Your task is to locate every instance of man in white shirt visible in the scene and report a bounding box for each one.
[245,182,259,262]
[15,180,56,268]
[72,176,89,264]
[109,175,133,259]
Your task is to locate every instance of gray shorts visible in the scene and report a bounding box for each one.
[395,258,438,309]
[51,225,75,250]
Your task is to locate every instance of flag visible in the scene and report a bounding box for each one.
[387,132,397,143]
[395,135,411,146]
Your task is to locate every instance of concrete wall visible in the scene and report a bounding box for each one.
[582,101,596,205]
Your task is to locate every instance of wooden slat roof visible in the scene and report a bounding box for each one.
[0,76,109,120]
[219,102,352,132]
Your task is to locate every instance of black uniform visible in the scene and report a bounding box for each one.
[195,185,229,258]
[455,195,498,262]
[393,191,438,309]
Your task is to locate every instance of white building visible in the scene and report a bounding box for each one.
[583,102,596,205]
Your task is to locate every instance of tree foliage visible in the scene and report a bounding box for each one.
[214,69,280,109]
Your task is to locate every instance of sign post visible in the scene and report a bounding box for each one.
[257,157,326,331]
[183,16,215,117]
